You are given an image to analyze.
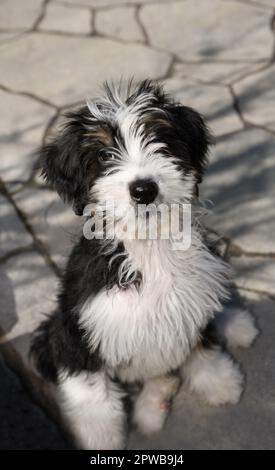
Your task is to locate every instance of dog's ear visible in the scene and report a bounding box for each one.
[166,104,213,183]
[38,109,96,215]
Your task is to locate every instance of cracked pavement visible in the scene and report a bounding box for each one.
[0,0,275,450]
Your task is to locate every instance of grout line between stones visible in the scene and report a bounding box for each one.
[229,83,275,135]
[0,179,61,278]
[56,0,179,11]
[0,83,58,110]
[237,285,275,302]
[206,227,275,260]
[90,9,95,36]
[135,5,149,45]
[228,83,252,128]
[0,245,35,265]
[32,0,51,31]
[228,248,275,259]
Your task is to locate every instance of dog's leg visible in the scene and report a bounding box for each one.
[133,374,180,435]
[182,345,243,406]
[213,307,259,349]
[57,370,126,449]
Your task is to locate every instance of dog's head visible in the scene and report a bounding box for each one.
[39,80,211,237]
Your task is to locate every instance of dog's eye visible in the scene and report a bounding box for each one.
[98,150,115,164]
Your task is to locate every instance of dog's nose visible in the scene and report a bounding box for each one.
[129,179,159,204]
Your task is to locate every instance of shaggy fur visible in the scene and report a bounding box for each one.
[31,80,258,449]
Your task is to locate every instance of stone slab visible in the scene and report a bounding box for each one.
[0,89,55,182]
[13,188,80,269]
[140,0,273,61]
[163,77,243,137]
[234,66,275,132]
[57,0,161,6]
[201,128,275,254]
[247,0,275,7]
[232,255,275,297]
[0,34,171,107]
[173,61,267,86]
[0,0,44,30]
[0,194,33,258]
[0,251,58,363]
[95,6,144,42]
[0,32,26,44]
[39,3,91,34]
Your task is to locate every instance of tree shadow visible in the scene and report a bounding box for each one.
[202,127,275,244]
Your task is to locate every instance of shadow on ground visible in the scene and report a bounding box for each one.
[0,353,71,450]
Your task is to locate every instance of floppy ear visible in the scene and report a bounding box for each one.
[166,104,213,183]
[38,109,95,215]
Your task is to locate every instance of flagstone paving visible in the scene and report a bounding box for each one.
[0,0,275,450]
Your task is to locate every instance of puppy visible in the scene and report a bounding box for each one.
[31,80,258,449]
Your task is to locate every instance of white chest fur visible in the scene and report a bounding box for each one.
[79,233,230,382]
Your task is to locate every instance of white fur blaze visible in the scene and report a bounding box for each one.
[80,230,231,381]
[57,371,125,450]
[182,347,244,406]
[133,375,180,435]
[214,307,259,349]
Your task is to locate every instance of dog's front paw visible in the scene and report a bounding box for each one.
[133,375,180,435]
[74,424,125,450]
[183,348,244,406]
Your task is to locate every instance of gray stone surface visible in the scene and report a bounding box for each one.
[201,128,275,254]
[234,66,275,131]
[173,61,267,86]
[13,188,80,269]
[140,0,273,61]
[0,0,44,30]
[232,256,275,297]
[0,34,171,106]
[0,251,58,363]
[0,32,26,44]
[1,0,275,450]
[163,77,243,137]
[248,0,275,7]
[95,6,144,42]
[129,293,275,449]
[39,3,92,34]
[58,0,161,6]
[0,195,32,258]
[0,89,55,182]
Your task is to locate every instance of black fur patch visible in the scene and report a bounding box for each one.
[30,237,140,382]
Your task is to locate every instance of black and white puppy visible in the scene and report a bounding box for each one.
[31,80,258,449]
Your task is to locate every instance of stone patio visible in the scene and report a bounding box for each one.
[0,0,275,450]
